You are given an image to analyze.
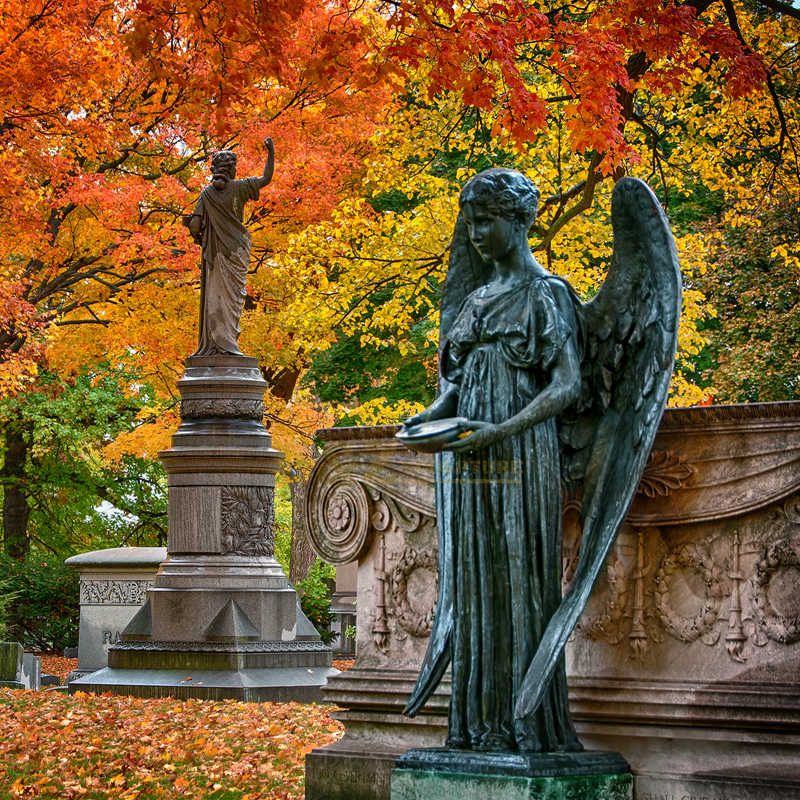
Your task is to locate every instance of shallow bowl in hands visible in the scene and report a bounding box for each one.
[395,417,472,453]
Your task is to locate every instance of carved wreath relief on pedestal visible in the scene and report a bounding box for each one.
[575,493,800,661]
[221,486,275,557]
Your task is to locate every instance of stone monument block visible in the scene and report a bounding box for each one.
[304,403,800,800]
[0,641,24,688]
[65,546,165,681]
[70,356,334,701]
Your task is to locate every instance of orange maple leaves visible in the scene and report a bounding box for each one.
[0,688,342,799]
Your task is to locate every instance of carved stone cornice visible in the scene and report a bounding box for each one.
[309,403,800,559]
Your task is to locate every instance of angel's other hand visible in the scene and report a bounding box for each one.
[264,137,274,152]
[443,420,504,452]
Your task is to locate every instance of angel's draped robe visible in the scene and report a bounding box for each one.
[192,177,261,356]
[442,274,580,752]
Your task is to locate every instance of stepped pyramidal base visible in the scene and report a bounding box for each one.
[70,354,335,702]
[391,749,632,800]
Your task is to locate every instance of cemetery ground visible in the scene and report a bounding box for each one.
[0,659,356,799]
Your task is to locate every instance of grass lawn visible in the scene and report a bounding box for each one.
[0,688,343,799]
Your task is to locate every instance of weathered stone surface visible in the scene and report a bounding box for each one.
[0,641,23,687]
[305,402,800,799]
[72,348,331,701]
[65,547,165,678]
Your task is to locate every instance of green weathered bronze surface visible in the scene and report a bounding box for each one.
[400,169,681,755]
[391,767,633,800]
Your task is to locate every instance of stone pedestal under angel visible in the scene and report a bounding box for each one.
[397,169,682,753]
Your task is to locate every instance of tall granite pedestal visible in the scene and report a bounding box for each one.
[71,355,334,701]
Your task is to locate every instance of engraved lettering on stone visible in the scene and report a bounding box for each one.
[389,546,438,638]
[654,539,724,644]
[637,449,695,498]
[80,579,153,606]
[181,398,263,420]
[221,486,275,557]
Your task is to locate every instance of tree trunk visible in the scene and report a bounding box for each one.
[289,478,316,583]
[2,424,31,560]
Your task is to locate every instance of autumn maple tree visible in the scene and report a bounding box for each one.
[0,0,388,557]
[1,0,798,564]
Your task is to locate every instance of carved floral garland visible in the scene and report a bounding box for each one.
[582,557,628,644]
[389,546,438,637]
[654,541,724,643]
[752,537,800,645]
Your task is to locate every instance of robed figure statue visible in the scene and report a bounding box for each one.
[184,139,275,356]
[397,169,681,754]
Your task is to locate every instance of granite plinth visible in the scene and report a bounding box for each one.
[304,407,800,799]
[69,639,336,702]
[391,750,632,800]
[72,354,331,702]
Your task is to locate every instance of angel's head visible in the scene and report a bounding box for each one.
[459,169,540,263]
[460,169,540,230]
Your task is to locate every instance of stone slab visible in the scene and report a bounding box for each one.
[307,744,403,800]
[69,665,336,702]
[0,642,23,682]
[21,652,40,690]
[635,772,800,800]
[391,767,632,800]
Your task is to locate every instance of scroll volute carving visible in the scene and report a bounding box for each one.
[305,437,434,565]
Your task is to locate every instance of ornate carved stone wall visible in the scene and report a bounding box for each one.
[305,402,800,800]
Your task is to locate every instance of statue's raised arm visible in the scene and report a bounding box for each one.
[183,139,275,357]
[397,169,681,755]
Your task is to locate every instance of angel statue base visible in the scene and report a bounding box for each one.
[391,169,680,796]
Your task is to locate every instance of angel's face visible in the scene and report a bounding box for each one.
[462,202,515,263]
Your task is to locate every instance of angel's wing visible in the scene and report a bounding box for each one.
[515,176,682,719]
[405,213,492,717]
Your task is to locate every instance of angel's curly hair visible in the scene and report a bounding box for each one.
[460,168,540,229]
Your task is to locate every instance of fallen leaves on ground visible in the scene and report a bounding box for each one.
[0,689,343,799]
[38,655,78,683]
[331,660,353,672]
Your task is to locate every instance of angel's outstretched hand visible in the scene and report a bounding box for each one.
[443,420,505,452]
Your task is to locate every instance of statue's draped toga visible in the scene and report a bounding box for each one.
[192,176,262,356]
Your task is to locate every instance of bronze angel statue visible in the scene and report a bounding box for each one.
[396,168,681,753]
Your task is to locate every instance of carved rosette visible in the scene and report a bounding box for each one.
[310,479,371,565]
[220,486,275,557]
[80,580,153,606]
[181,398,264,420]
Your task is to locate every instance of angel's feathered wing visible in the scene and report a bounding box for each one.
[515,176,682,719]
[405,213,492,717]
